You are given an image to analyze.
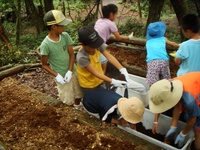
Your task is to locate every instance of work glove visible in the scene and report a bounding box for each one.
[128,32,134,40]
[165,126,177,141]
[169,51,176,57]
[111,78,127,87]
[64,70,73,83]
[174,131,186,148]
[55,73,66,85]
[119,68,129,81]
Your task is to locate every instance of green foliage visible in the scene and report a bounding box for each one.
[118,18,146,38]
[0,0,183,68]
[0,0,13,12]
[65,20,85,45]
[165,27,181,43]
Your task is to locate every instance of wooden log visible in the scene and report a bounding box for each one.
[0,64,12,71]
[125,65,147,78]
[0,65,25,80]
[107,36,178,51]
[23,63,41,68]
[0,63,42,80]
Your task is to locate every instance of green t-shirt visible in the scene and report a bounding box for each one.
[40,32,75,77]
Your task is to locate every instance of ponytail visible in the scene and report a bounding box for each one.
[102,4,118,18]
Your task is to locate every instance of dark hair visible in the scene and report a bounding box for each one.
[102,4,118,18]
[181,13,200,33]
[46,25,52,31]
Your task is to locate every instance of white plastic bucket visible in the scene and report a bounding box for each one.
[128,74,149,107]
[118,108,194,150]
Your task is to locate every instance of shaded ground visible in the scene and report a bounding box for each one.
[1,77,157,150]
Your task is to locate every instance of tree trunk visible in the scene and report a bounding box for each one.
[137,0,142,18]
[43,0,54,12]
[170,0,186,41]
[24,0,31,19]
[16,0,21,45]
[194,0,200,16]
[170,0,186,24]
[0,22,11,49]
[24,0,45,35]
[145,0,165,36]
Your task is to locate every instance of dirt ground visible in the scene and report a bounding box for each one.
[1,77,156,150]
[0,46,180,150]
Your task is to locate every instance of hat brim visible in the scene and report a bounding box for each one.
[57,18,72,26]
[146,21,166,40]
[118,97,144,124]
[87,35,104,48]
[149,80,183,114]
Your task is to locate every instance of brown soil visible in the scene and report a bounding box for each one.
[0,77,143,150]
[107,45,179,78]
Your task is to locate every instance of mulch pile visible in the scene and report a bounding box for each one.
[0,77,140,149]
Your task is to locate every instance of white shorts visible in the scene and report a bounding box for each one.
[56,71,84,105]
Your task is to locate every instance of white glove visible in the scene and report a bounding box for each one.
[64,70,73,83]
[119,68,129,81]
[128,32,134,40]
[111,78,127,87]
[55,73,66,85]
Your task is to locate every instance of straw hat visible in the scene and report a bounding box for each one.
[149,79,183,113]
[117,97,144,124]
[146,21,166,40]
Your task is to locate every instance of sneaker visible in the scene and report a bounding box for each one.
[73,102,85,112]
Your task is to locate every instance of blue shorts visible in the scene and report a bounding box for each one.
[100,54,108,64]
[194,117,200,133]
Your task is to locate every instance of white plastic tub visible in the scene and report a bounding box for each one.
[118,108,194,150]
[128,74,149,107]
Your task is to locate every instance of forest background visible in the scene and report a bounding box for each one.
[0,0,200,67]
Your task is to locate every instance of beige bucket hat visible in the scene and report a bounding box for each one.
[117,97,145,124]
[149,79,183,114]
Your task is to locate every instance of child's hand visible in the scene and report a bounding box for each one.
[118,118,128,127]
[152,122,158,134]
[129,123,136,130]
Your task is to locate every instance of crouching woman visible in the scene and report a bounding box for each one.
[82,87,145,129]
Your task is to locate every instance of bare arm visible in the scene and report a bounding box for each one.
[182,117,196,135]
[174,57,182,66]
[166,38,180,48]
[111,118,128,127]
[152,113,160,134]
[41,55,57,77]
[85,64,112,83]
[112,31,129,41]
[67,45,75,71]
[170,102,182,127]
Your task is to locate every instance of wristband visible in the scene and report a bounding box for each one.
[153,122,158,124]
[180,131,187,137]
